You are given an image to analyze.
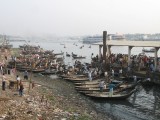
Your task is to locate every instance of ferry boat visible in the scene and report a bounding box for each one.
[142,48,155,53]
[82,34,125,44]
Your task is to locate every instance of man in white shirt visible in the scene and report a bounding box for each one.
[2,73,6,90]
[16,75,21,90]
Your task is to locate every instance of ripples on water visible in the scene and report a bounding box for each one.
[11,40,160,120]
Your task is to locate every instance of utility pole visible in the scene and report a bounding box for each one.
[103,31,107,68]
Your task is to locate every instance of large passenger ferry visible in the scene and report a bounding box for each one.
[83,34,125,44]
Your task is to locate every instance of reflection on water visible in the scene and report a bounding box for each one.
[93,85,160,120]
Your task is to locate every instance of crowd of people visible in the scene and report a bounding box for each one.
[1,70,30,97]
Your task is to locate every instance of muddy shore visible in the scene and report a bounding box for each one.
[0,47,114,120]
[0,70,112,120]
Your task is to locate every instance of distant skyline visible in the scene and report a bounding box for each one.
[0,0,160,37]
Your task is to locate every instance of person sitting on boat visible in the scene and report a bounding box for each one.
[111,69,114,78]
[150,63,154,72]
[99,80,105,92]
[133,75,137,83]
[119,68,123,77]
[92,69,97,78]
[59,66,63,74]
[146,77,151,82]
[109,81,116,97]
[88,69,92,81]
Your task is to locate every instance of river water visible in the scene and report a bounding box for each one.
[11,39,160,120]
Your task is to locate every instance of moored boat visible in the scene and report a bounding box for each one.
[74,79,101,86]
[85,88,136,100]
[40,69,58,75]
[142,48,155,53]
[32,68,45,73]
[64,77,89,83]
[72,56,86,59]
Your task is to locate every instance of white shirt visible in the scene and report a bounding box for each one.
[119,69,122,74]
[17,77,20,81]
[2,75,6,81]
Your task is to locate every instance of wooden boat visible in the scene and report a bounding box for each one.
[16,66,31,72]
[64,77,89,83]
[66,53,70,57]
[72,53,77,57]
[75,84,102,89]
[75,81,122,92]
[85,88,136,100]
[40,69,57,75]
[141,78,155,86]
[76,87,109,92]
[60,74,86,79]
[32,68,45,73]
[56,57,64,62]
[74,79,101,86]
[142,48,155,53]
[72,56,86,59]
[78,86,131,95]
[76,79,137,94]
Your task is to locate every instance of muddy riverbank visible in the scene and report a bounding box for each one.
[0,71,112,120]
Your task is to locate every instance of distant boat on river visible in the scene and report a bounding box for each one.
[83,34,125,44]
[72,56,86,59]
[142,48,155,53]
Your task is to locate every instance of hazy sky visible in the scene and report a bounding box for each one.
[0,0,160,36]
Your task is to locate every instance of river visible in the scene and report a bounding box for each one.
[10,39,160,120]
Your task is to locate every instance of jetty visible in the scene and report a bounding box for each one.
[92,31,160,85]
[94,32,160,69]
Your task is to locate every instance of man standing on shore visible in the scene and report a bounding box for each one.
[16,75,20,90]
[19,81,24,96]
[2,73,6,91]
[24,70,28,80]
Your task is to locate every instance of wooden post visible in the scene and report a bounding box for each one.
[103,31,107,65]
[128,46,133,66]
[99,45,102,61]
[154,47,159,70]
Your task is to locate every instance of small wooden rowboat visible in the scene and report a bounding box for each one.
[60,74,86,79]
[76,87,109,92]
[40,70,58,75]
[85,88,136,100]
[32,68,45,73]
[74,79,101,86]
[72,56,86,59]
[76,80,137,95]
[64,77,89,82]
[75,84,102,89]
[78,87,131,95]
